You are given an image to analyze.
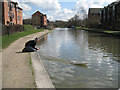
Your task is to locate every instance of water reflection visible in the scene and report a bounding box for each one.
[38,28,119,88]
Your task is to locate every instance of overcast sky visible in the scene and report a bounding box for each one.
[12,0,117,21]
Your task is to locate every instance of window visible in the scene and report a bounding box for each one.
[17,16,20,20]
[9,3,12,11]
[10,16,12,21]
[17,16,19,20]
[12,3,14,8]
[8,12,9,17]
[8,2,10,6]
[113,6,115,16]
[113,5,115,10]
[9,12,12,17]
[12,12,14,18]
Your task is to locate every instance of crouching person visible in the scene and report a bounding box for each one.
[22,37,39,52]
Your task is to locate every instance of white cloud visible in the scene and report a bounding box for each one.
[49,8,75,21]
[74,0,117,14]
[47,15,54,21]
[19,3,31,11]
[33,0,61,11]
[12,0,32,11]
[23,13,31,19]
[12,0,118,21]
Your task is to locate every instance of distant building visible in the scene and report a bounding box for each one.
[42,14,47,26]
[32,11,47,27]
[2,0,23,25]
[88,8,103,24]
[100,0,120,30]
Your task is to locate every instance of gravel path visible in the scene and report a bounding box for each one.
[2,30,49,88]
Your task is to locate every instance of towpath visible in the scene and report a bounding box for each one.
[2,30,49,88]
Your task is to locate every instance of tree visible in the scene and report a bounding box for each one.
[67,7,88,27]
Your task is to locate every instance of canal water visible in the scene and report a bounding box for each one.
[37,28,120,88]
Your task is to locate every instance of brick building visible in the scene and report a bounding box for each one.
[100,0,120,30]
[32,11,47,27]
[2,0,23,25]
[88,8,103,24]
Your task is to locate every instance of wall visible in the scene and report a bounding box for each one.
[2,1,23,25]
[32,13,41,26]
[101,2,120,30]
[43,15,47,26]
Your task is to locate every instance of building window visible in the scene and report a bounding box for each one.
[19,10,20,13]
[8,12,9,17]
[113,5,115,10]
[12,3,14,8]
[17,16,19,20]
[17,16,20,20]
[12,12,14,18]
[10,16,12,21]
[8,2,10,6]
[9,3,12,11]
[112,6,115,16]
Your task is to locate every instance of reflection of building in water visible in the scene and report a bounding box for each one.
[38,34,48,45]
[87,32,120,57]
[44,34,47,41]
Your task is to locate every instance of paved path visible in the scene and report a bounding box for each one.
[2,30,49,88]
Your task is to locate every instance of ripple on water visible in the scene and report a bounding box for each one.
[38,28,119,88]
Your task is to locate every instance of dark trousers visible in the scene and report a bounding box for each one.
[22,46,36,52]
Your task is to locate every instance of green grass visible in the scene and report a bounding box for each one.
[104,31,120,33]
[76,27,120,36]
[28,53,37,87]
[76,27,104,31]
[2,25,43,49]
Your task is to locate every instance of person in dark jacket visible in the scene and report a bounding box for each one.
[22,38,39,52]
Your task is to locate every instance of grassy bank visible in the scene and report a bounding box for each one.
[2,25,43,49]
[76,27,120,36]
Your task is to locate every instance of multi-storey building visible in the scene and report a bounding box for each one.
[32,11,47,27]
[88,8,103,24]
[2,0,23,25]
[42,14,47,26]
[100,0,120,30]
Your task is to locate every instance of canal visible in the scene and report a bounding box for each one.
[37,28,120,88]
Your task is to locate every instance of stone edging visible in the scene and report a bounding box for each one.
[31,31,55,88]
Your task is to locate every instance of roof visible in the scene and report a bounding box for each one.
[17,6,23,10]
[43,14,47,17]
[89,8,103,14]
[11,1,18,5]
[107,0,120,7]
[32,11,43,16]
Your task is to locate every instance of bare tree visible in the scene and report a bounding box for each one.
[68,6,87,27]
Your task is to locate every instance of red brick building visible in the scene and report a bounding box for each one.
[88,8,103,24]
[43,14,47,26]
[2,0,23,25]
[32,11,47,27]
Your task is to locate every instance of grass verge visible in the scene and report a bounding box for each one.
[2,25,43,49]
[29,53,37,87]
[76,27,120,36]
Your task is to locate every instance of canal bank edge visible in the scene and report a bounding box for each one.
[75,27,120,36]
[3,30,52,88]
[31,52,55,88]
[31,31,55,88]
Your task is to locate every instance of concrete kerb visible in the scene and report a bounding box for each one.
[31,52,55,88]
[31,31,55,88]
